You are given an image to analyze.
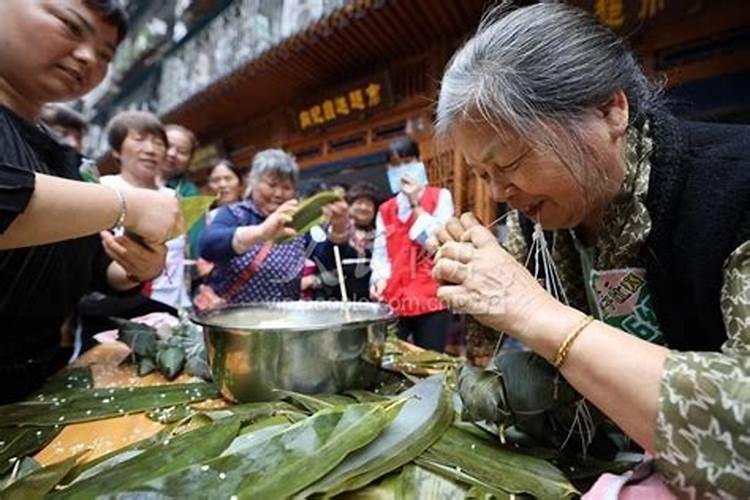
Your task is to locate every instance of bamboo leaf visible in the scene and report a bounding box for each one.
[110,317,159,358]
[108,401,400,499]
[31,368,93,397]
[203,401,299,425]
[169,195,217,239]
[0,383,219,427]
[61,422,185,486]
[1,451,86,500]
[299,375,454,498]
[414,458,513,500]
[399,464,470,499]
[458,366,508,424]
[344,390,389,403]
[277,391,355,413]
[137,357,157,376]
[274,190,342,243]
[0,427,60,476]
[156,346,186,381]
[49,416,240,499]
[420,426,578,498]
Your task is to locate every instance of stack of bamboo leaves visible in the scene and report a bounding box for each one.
[0,370,592,499]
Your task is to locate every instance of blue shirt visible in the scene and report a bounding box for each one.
[199,200,330,302]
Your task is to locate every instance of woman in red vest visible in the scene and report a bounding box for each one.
[370,137,454,352]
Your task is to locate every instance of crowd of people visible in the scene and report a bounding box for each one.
[0,0,747,497]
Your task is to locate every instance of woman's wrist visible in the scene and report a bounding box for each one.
[233,225,266,254]
[520,301,588,362]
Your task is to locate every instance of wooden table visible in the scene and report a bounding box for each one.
[34,343,221,466]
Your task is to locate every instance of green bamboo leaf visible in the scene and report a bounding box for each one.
[0,383,218,427]
[203,401,299,425]
[169,195,217,239]
[147,405,195,424]
[156,346,186,381]
[109,401,401,499]
[274,190,342,243]
[399,464,470,499]
[344,390,389,403]
[458,365,509,424]
[342,472,401,499]
[277,391,355,413]
[1,451,86,500]
[299,375,454,498]
[61,421,186,486]
[420,426,578,498]
[110,317,159,358]
[414,458,513,499]
[137,357,157,377]
[0,427,60,476]
[49,416,240,499]
[31,368,93,397]
[236,401,403,499]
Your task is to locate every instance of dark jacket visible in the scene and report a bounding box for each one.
[644,113,750,351]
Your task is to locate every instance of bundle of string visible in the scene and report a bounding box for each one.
[486,215,595,456]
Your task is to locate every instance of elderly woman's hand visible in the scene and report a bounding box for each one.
[432,213,558,339]
[322,200,349,242]
[259,199,298,241]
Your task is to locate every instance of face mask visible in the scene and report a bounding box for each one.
[387,161,428,194]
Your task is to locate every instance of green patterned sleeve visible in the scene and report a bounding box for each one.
[653,241,750,497]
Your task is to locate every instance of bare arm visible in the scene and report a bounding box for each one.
[0,173,180,250]
[523,303,668,453]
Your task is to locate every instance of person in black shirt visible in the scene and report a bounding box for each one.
[0,0,181,402]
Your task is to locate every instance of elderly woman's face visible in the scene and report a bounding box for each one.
[456,122,601,230]
[0,0,118,115]
[252,173,296,216]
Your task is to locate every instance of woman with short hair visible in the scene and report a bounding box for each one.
[199,149,349,303]
[432,3,749,496]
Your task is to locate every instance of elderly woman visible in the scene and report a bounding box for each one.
[199,149,348,303]
[0,0,179,402]
[316,181,384,301]
[432,3,749,497]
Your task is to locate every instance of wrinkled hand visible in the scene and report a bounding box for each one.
[101,231,167,282]
[400,174,420,205]
[123,187,182,244]
[370,279,387,302]
[322,200,349,237]
[260,199,298,240]
[432,213,556,338]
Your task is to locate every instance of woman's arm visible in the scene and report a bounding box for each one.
[524,303,668,453]
[0,173,179,249]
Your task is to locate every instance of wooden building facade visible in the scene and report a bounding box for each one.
[161,0,750,224]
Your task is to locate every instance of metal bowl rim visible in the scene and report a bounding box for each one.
[190,301,395,333]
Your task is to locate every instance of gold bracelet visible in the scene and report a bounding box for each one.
[553,315,594,369]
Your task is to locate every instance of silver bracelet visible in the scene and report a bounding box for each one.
[107,185,127,231]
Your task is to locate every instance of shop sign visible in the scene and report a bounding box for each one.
[189,141,225,171]
[294,73,393,132]
[578,0,703,30]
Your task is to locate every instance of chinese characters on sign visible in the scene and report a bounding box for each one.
[296,76,392,132]
[590,0,673,29]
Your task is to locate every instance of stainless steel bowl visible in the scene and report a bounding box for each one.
[191,302,394,402]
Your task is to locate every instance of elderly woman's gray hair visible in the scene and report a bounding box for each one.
[436,2,662,192]
[246,149,299,191]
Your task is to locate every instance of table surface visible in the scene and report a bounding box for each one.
[34,343,218,466]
